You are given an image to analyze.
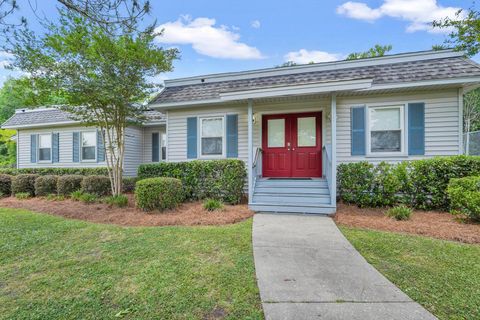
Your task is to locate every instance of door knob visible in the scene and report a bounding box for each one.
[287,142,291,150]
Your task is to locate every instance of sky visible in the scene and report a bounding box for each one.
[0,0,478,86]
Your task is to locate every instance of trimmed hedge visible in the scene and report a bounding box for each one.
[447,176,480,221]
[57,175,84,196]
[34,175,58,196]
[135,177,184,211]
[0,167,108,176]
[137,160,246,204]
[338,155,480,210]
[0,174,12,196]
[122,177,137,193]
[81,175,112,196]
[11,174,39,196]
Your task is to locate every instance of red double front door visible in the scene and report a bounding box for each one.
[262,112,322,178]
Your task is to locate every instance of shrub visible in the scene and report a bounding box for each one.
[135,177,183,211]
[0,174,12,196]
[0,167,108,176]
[46,194,65,201]
[34,175,58,196]
[447,176,480,221]
[11,174,39,196]
[203,198,224,211]
[15,192,31,200]
[104,194,129,208]
[79,192,98,204]
[138,159,246,204]
[385,205,413,221]
[122,177,137,193]
[57,175,84,196]
[70,190,83,201]
[81,175,111,196]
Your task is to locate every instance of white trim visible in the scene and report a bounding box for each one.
[198,115,226,159]
[247,99,253,203]
[2,120,79,130]
[164,50,463,87]
[459,87,464,154]
[366,77,480,91]
[366,105,406,156]
[37,133,53,163]
[330,94,337,210]
[80,131,97,162]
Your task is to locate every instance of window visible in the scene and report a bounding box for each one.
[81,131,96,161]
[38,134,52,161]
[368,106,404,153]
[161,133,167,160]
[267,119,285,148]
[200,117,224,156]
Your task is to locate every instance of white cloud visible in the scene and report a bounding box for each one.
[336,0,463,33]
[284,49,343,64]
[155,16,263,59]
[251,20,261,29]
[0,51,13,69]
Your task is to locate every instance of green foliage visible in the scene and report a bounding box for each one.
[0,129,16,168]
[203,198,224,211]
[15,192,31,200]
[447,176,480,221]
[46,194,65,201]
[338,156,480,210]
[0,167,108,176]
[135,177,183,211]
[57,175,84,196]
[81,175,111,196]
[385,205,413,221]
[70,190,83,201]
[346,44,393,60]
[11,174,38,196]
[0,174,12,196]
[104,194,129,208]
[79,192,98,204]
[34,175,58,196]
[122,177,137,193]
[138,160,246,204]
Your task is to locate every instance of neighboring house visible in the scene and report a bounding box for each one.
[1,108,166,177]
[3,49,480,214]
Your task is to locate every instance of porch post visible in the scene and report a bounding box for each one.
[330,94,337,208]
[247,99,254,203]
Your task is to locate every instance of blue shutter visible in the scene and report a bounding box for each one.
[351,106,366,155]
[52,133,60,163]
[152,132,160,162]
[30,134,37,163]
[97,129,105,162]
[408,103,425,155]
[226,114,238,158]
[187,117,197,159]
[73,132,80,162]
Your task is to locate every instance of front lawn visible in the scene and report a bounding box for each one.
[0,208,263,320]
[341,227,480,320]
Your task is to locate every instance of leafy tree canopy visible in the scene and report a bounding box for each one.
[346,44,393,60]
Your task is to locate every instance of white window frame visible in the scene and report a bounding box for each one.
[198,116,226,159]
[38,133,52,163]
[80,131,97,162]
[366,105,406,156]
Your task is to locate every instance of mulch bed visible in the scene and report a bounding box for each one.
[0,195,254,227]
[335,203,480,244]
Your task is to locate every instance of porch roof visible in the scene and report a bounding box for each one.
[151,50,480,108]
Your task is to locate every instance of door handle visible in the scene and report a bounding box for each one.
[287,142,291,151]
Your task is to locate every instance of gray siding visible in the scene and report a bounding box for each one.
[143,125,166,164]
[123,127,144,176]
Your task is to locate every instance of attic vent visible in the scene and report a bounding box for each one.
[201,78,205,83]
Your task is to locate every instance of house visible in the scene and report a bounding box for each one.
[3,49,480,214]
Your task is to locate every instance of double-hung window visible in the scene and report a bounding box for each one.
[38,134,52,161]
[81,131,96,161]
[200,117,224,157]
[368,105,404,154]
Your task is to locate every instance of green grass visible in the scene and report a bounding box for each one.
[340,227,480,320]
[0,208,263,320]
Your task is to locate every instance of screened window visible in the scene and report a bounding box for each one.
[200,117,224,156]
[81,131,96,160]
[38,134,52,161]
[368,106,404,153]
[161,133,167,160]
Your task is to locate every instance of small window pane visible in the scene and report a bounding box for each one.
[202,137,222,155]
[39,134,51,148]
[267,119,285,148]
[201,118,223,137]
[297,117,316,147]
[370,108,400,131]
[371,131,401,152]
[82,132,96,147]
[82,146,96,160]
[39,148,51,161]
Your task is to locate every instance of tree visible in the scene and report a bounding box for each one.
[433,5,480,57]
[12,10,178,195]
[346,44,393,60]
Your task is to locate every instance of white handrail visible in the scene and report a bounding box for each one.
[323,144,332,197]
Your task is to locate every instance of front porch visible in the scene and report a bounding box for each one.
[245,94,338,214]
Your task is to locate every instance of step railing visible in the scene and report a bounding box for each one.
[323,144,332,198]
[252,147,262,189]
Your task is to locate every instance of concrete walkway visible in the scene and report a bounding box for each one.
[253,214,437,320]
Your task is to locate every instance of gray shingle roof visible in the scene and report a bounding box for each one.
[152,56,480,104]
[2,108,165,128]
